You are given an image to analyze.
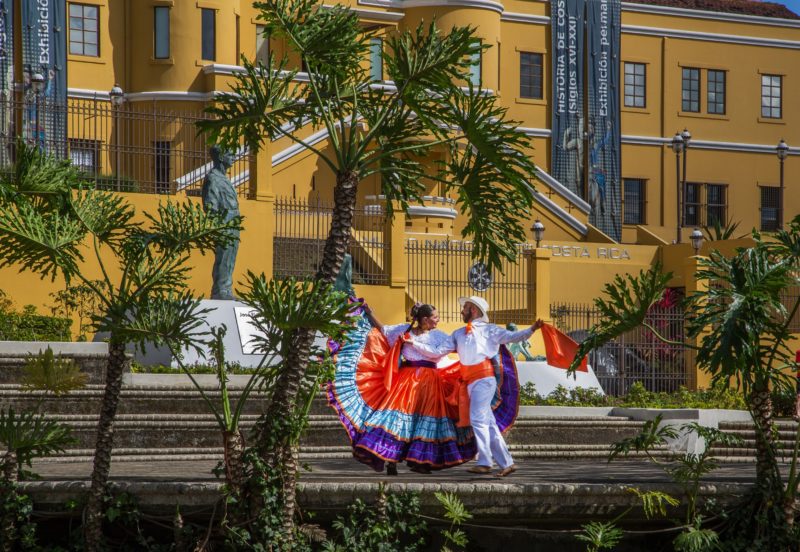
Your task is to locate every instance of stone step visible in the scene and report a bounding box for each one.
[716,428,799,440]
[719,420,798,430]
[41,411,647,450]
[36,443,672,464]
[709,447,800,458]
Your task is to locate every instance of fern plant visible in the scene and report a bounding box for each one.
[21,347,88,403]
[435,491,472,551]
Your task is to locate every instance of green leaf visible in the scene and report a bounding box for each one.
[568,266,672,375]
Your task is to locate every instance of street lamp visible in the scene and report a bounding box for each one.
[690,228,704,255]
[30,72,45,147]
[532,219,545,248]
[680,128,691,230]
[777,138,789,230]
[671,131,685,243]
[110,84,125,190]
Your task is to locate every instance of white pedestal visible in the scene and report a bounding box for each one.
[516,361,604,395]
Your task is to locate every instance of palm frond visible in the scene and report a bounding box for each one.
[0,199,86,282]
[144,200,241,255]
[96,293,211,354]
[609,415,678,461]
[0,408,75,467]
[385,21,477,95]
[21,347,88,396]
[68,186,138,244]
[238,274,355,356]
[687,247,794,394]
[568,266,672,374]
[198,55,303,153]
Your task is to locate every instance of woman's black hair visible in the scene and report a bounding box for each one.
[408,303,436,330]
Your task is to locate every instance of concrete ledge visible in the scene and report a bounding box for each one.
[520,406,615,417]
[0,341,115,384]
[0,341,108,355]
[20,479,746,520]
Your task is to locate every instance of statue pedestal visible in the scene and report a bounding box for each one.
[135,299,325,369]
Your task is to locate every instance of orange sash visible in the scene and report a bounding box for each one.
[447,360,494,428]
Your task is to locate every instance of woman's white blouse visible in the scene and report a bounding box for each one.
[382,324,452,363]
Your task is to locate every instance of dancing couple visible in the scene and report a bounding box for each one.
[327,296,543,476]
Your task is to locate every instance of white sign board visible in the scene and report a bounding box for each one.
[233,307,263,355]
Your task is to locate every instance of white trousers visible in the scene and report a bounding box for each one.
[467,376,514,469]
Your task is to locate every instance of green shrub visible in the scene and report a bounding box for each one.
[0,308,71,342]
[520,381,746,411]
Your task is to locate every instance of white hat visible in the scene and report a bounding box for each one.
[458,296,490,323]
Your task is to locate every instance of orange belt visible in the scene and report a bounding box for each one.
[448,360,494,428]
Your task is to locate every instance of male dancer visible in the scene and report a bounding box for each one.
[411,296,543,476]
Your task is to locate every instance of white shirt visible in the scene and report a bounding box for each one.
[410,320,533,366]
[382,323,453,363]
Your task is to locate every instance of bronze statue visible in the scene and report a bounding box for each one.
[201,146,240,300]
[506,323,535,361]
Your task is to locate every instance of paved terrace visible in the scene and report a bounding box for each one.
[26,458,757,523]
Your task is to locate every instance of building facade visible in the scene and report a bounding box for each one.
[0,0,798,390]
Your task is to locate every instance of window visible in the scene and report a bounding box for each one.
[761,74,782,119]
[468,40,481,87]
[201,8,216,61]
[69,3,99,57]
[681,67,700,112]
[256,24,269,64]
[706,184,727,226]
[682,183,729,227]
[624,63,646,108]
[153,141,171,194]
[623,178,646,225]
[369,38,383,82]
[707,70,726,114]
[154,7,170,59]
[760,186,780,230]
[520,52,543,99]
[69,139,100,173]
[684,182,701,226]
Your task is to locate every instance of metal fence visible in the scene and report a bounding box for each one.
[550,302,689,396]
[782,276,800,333]
[0,97,252,196]
[272,197,389,285]
[407,240,535,324]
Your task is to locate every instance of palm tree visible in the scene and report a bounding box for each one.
[0,142,240,550]
[569,215,800,540]
[198,0,538,535]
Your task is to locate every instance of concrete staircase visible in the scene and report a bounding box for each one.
[710,419,800,463]
[0,383,671,463]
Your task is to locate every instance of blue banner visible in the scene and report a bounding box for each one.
[587,0,622,241]
[0,0,12,165]
[22,0,67,155]
[551,0,586,198]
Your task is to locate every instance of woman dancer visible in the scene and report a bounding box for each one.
[327,303,474,475]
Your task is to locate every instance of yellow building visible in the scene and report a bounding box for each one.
[0,0,798,391]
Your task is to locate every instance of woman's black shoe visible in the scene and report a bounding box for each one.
[386,463,398,476]
[409,464,431,475]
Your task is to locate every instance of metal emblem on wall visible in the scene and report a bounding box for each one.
[550,0,586,198]
[468,262,492,292]
[587,0,622,241]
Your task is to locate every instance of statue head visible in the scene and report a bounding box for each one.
[210,145,234,171]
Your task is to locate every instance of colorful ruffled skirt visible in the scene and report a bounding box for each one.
[326,313,521,471]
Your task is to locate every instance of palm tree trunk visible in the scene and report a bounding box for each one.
[1,451,18,552]
[84,340,128,551]
[223,429,246,499]
[749,382,776,488]
[256,170,359,540]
